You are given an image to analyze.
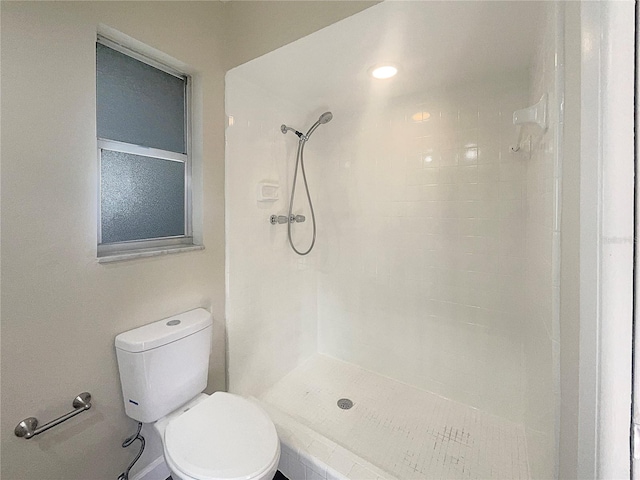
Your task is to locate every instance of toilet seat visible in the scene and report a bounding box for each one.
[164,392,280,480]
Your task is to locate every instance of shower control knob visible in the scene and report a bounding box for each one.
[289,214,306,223]
[270,215,289,225]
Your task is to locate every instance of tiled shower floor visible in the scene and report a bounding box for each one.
[260,355,530,480]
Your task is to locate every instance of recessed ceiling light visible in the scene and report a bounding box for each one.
[371,65,398,79]
[411,111,431,122]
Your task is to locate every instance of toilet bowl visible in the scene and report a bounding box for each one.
[154,392,280,480]
[115,309,280,480]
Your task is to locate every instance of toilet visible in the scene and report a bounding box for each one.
[115,309,280,480]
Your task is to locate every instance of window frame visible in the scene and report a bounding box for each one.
[96,36,193,259]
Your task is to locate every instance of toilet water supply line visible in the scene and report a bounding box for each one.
[117,422,145,480]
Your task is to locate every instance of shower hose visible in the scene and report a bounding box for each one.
[287,137,317,256]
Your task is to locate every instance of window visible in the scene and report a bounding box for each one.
[96,37,193,258]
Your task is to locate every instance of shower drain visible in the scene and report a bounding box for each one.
[337,398,354,410]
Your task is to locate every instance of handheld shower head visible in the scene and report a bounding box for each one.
[281,112,333,143]
[319,112,333,124]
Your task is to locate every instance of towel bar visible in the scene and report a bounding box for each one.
[14,392,92,439]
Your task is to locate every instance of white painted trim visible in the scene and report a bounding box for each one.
[579,2,635,478]
[97,35,187,80]
[96,25,193,76]
[552,5,565,479]
[97,244,204,264]
[578,5,602,476]
[98,139,187,163]
[635,4,640,479]
[598,2,634,476]
[130,456,170,480]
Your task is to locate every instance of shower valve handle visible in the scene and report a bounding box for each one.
[270,215,289,225]
[269,214,305,225]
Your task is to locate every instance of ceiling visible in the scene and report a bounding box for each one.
[229,1,545,109]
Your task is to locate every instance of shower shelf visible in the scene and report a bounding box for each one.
[257,182,280,202]
[510,94,547,153]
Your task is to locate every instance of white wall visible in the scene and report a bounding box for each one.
[225,75,319,396]
[522,3,563,478]
[558,2,581,477]
[0,1,563,478]
[222,1,379,70]
[1,3,226,478]
[0,2,371,479]
[314,77,531,423]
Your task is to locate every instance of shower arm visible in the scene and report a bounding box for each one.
[281,125,307,141]
[282,120,322,144]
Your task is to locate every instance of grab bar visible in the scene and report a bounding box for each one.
[14,392,92,439]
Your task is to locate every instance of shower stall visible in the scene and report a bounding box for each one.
[225,2,562,478]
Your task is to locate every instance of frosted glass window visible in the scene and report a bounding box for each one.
[100,150,185,244]
[97,43,186,154]
[96,37,192,256]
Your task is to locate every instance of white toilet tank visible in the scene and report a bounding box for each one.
[115,308,212,423]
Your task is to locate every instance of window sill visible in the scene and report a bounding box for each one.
[97,244,204,264]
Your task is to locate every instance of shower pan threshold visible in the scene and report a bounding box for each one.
[258,354,530,480]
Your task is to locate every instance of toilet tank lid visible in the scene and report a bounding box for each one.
[115,308,212,353]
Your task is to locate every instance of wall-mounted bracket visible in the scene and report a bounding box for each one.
[511,94,548,152]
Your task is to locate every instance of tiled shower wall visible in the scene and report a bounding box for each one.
[225,75,318,396]
[226,7,560,478]
[226,70,542,425]
[314,76,531,422]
